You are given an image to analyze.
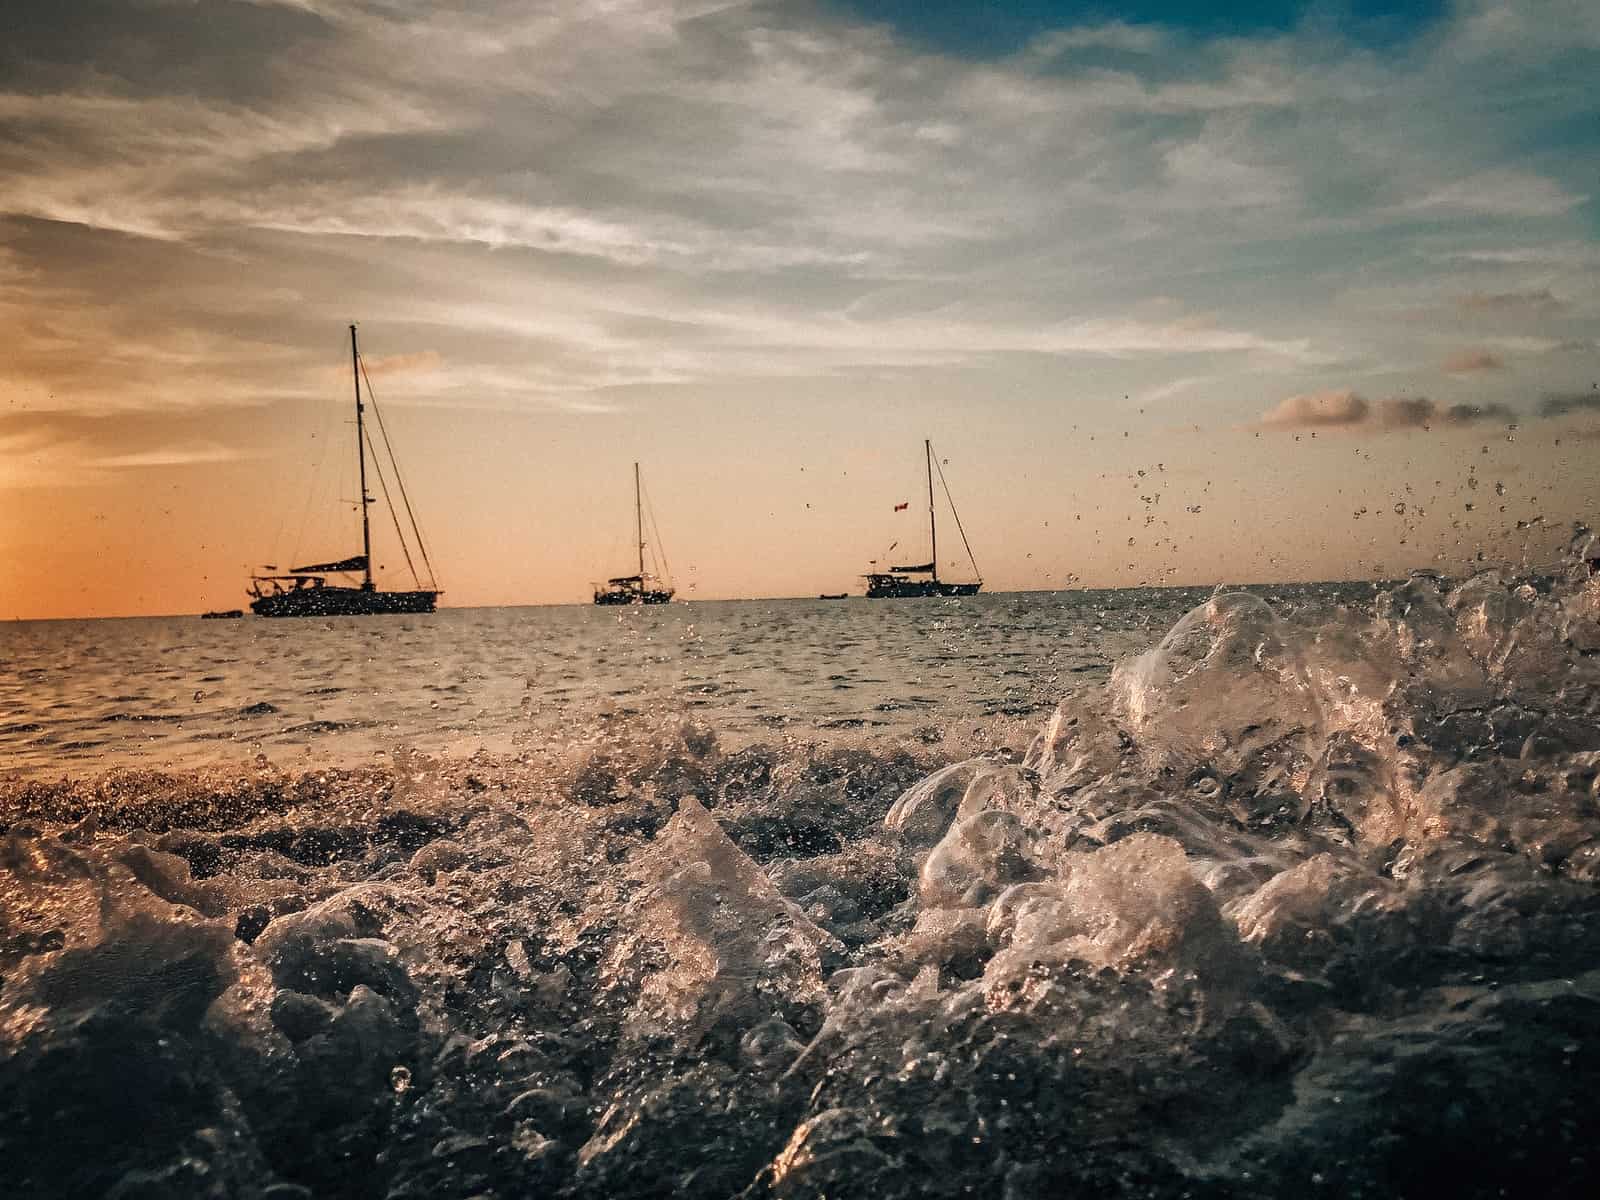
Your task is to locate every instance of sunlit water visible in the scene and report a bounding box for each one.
[0,586,1372,778]
[3,555,1599,1199]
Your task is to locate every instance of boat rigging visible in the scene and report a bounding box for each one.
[593,463,675,605]
[247,325,440,617]
[863,439,982,599]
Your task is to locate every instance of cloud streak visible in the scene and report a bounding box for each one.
[1458,289,1567,316]
[1442,348,1505,373]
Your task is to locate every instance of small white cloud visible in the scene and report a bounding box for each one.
[1025,23,1170,58]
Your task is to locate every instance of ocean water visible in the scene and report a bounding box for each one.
[3,553,1600,1199]
[0,586,1369,779]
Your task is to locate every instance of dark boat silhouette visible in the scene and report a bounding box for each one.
[593,463,675,605]
[200,609,243,619]
[864,439,982,599]
[248,325,440,618]
[819,593,849,600]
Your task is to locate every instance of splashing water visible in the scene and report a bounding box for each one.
[4,546,1600,1197]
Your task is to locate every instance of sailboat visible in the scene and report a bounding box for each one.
[593,463,675,605]
[247,325,441,617]
[863,439,982,599]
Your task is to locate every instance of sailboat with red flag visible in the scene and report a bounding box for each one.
[247,325,441,617]
[863,439,982,599]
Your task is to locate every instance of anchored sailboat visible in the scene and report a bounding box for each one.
[593,463,675,605]
[863,439,982,599]
[247,325,440,617]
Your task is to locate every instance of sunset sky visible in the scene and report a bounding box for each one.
[1,0,1596,619]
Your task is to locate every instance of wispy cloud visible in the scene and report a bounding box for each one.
[94,442,250,469]
[0,0,1594,422]
[1401,171,1586,219]
[1458,289,1567,316]
[0,420,254,489]
[361,350,443,377]
[1442,348,1505,373]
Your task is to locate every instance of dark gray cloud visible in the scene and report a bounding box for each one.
[1539,390,1600,418]
[1442,401,1516,424]
[0,0,334,101]
[1259,390,1517,432]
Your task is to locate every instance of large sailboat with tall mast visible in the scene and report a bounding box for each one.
[593,463,675,605]
[863,439,982,599]
[247,325,440,617]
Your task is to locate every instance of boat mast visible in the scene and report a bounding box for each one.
[635,462,644,579]
[926,438,938,583]
[351,324,373,590]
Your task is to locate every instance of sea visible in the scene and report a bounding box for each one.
[3,559,1599,1199]
[0,586,1373,779]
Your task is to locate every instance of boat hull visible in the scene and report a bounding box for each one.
[250,588,438,617]
[864,579,981,599]
[593,589,674,605]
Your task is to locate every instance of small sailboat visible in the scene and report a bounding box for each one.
[247,325,440,617]
[863,439,982,599]
[593,463,675,605]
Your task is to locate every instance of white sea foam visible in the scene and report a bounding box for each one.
[4,553,1600,1197]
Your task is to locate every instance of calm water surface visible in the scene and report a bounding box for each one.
[0,587,1367,777]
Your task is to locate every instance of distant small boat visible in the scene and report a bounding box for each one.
[818,593,849,600]
[247,325,441,618]
[864,439,983,599]
[200,609,243,620]
[594,463,675,605]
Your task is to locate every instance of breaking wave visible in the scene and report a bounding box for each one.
[4,535,1600,1197]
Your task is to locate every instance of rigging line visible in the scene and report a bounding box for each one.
[274,350,340,568]
[362,425,423,588]
[641,479,672,584]
[358,354,436,589]
[285,389,340,568]
[289,418,339,569]
[286,453,322,569]
[265,420,308,571]
[873,528,904,570]
[932,445,981,580]
[358,354,439,589]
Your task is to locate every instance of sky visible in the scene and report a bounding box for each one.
[0,0,1596,618]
